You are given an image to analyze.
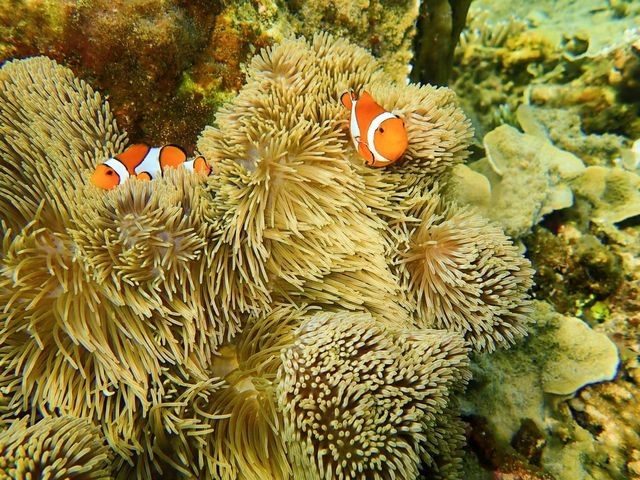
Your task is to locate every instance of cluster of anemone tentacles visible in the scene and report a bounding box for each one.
[0,33,533,479]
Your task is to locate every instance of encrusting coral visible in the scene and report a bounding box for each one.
[0,415,113,479]
[0,33,535,479]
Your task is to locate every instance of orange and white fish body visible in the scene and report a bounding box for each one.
[340,90,408,167]
[91,144,211,190]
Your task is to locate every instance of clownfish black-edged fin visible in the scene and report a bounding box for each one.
[340,91,354,110]
[358,142,375,166]
[193,155,212,175]
[116,144,151,168]
[159,144,188,170]
[136,172,152,181]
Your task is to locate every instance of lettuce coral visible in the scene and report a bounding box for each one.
[0,33,535,480]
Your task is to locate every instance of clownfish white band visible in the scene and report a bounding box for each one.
[350,97,361,146]
[104,158,130,182]
[183,159,196,171]
[367,112,398,165]
[134,147,162,179]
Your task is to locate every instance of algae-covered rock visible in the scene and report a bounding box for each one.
[541,315,619,395]
[0,0,421,147]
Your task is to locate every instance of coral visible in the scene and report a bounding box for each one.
[465,415,554,479]
[541,315,619,395]
[286,0,419,82]
[452,1,640,139]
[278,311,470,480]
[396,189,534,352]
[515,105,627,166]
[571,166,640,224]
[0,416,112,479]
[451,124,586,238]
[461,300,633,479]
[610,39,640,103]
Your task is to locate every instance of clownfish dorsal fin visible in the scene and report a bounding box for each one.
[340,91,355,110]
[358,142,375,166]
[358,91,376,107]
[116,144,150,172]
[159,144,187,170]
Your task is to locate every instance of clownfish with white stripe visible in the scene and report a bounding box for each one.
[90,144,211,190]
[340,90,408,168]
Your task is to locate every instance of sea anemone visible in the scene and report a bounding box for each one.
[0,416,112,479]
[0,56,127,233]
[398,189,535,352]
[120,304,302,479]
[0,33,534,479]
[278,311,470,480]
[197,35,415,326]
[0,56,217,462]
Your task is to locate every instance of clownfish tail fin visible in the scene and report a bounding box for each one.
[193,155,212,176]
[183,155,212,176]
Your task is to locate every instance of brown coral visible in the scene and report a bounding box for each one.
[278,311,470,480]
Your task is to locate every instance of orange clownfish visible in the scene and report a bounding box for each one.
[340,90,408,167]
[90,144,211,190]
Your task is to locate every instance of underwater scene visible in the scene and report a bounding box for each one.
[0,0,639,478]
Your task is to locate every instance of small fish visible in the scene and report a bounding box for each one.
[340,90,408,167]
[91,144,211,190]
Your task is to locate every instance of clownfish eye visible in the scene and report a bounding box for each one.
[379,127,384,133]
[106,170,113,175]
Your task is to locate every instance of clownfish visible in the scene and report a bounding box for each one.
[340,90,408,167]
[91,144,211,190]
